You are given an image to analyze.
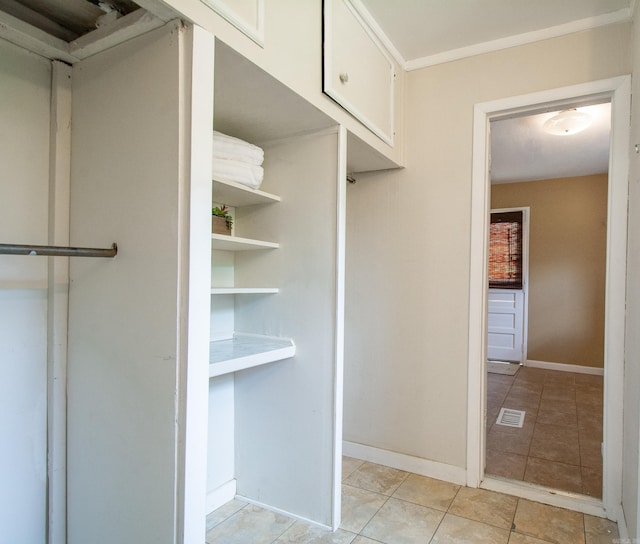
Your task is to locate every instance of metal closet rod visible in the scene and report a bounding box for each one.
[0,242,118,258]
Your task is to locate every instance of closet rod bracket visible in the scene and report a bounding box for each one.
[0,242,118,258]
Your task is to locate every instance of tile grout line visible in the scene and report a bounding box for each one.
[514,376,546,482]
[424,485,460,544]
[348,467,411,540]
[355,491,391,540]
[268,514,297,544]
[510,496,521,539]
[522,375,544,484]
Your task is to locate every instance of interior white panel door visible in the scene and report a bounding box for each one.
[487,288,524,363]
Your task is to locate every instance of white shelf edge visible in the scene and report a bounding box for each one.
[211,287,279,294]
[213,177,281,207]
[211,233,279,251]
[209,333,296,378]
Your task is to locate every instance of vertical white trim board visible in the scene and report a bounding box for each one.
[614,503,630,540]
[47,59,72,544]
[467,76,630,521]
[466,98,492,489]
[343,441,467,486]
[177,24,215,544]
[331,125,348,530]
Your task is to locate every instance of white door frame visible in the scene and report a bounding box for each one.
[466,76,630,521]
[488,206,530,365]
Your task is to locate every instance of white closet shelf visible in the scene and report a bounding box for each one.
[212,233,279,251]
[209,334,296,377]
[211,287,279,294]
[213,178,280,207]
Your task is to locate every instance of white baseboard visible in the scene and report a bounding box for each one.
[206,479,237,515]
[526,359,604,376]
[236,495,332,531]
[207,480,333,530]
[343,441,467,486]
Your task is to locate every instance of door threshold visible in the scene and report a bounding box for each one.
[481,476,606,518]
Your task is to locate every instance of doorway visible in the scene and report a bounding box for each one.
[487,208,529,366]
[485,103,610,497]
[467,76,630,520]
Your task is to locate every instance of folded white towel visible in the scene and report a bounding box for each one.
[213,131,264,166]
[213,158,263,190]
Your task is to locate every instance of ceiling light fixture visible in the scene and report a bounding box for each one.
[543,109,592,136]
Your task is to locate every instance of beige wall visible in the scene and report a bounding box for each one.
[344,23,631,469]
[492,175,607,368]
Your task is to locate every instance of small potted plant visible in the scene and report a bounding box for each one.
[212,204,233,235]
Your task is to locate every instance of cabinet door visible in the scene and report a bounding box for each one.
[323,0,395,145]
[201,0,264,45]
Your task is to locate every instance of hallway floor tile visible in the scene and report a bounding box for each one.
[206,458,619,544]
[486,366,603,497]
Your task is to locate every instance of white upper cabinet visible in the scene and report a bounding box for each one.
[137,0,405,169]
[323,0,396,145]
[199,0,264,45]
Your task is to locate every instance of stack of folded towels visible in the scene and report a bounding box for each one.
[212,131,264,190]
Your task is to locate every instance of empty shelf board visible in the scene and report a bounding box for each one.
[209,334,295,377]
[211,233,279,251]
[213,178,281,207]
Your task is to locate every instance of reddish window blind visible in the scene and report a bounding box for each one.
[489,211,523,290]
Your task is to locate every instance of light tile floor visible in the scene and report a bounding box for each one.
[485,367,603,497]
[206,458,618,543]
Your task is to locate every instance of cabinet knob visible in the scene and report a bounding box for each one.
[339,72,349,84]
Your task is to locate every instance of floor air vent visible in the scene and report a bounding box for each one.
[496,408,525,428]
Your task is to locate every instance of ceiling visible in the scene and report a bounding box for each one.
[357,0,625,182]
[490,103,611,184]
[0,0,139,40]
[359,0,632,67]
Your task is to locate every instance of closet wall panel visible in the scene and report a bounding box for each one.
[233,129,343,526]
[67,22,184,544]
[0,38,51,544]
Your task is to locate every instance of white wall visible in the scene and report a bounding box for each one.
[207,375,235,495]
[0,38,51,544]
[344,23,631,470]
[67,23,186,544]
[232,130,342,526]
[623,4,640,538]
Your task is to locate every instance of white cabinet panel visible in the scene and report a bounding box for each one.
[323,0,395,145]
[488,312,516,329]
[201,0,264,45]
